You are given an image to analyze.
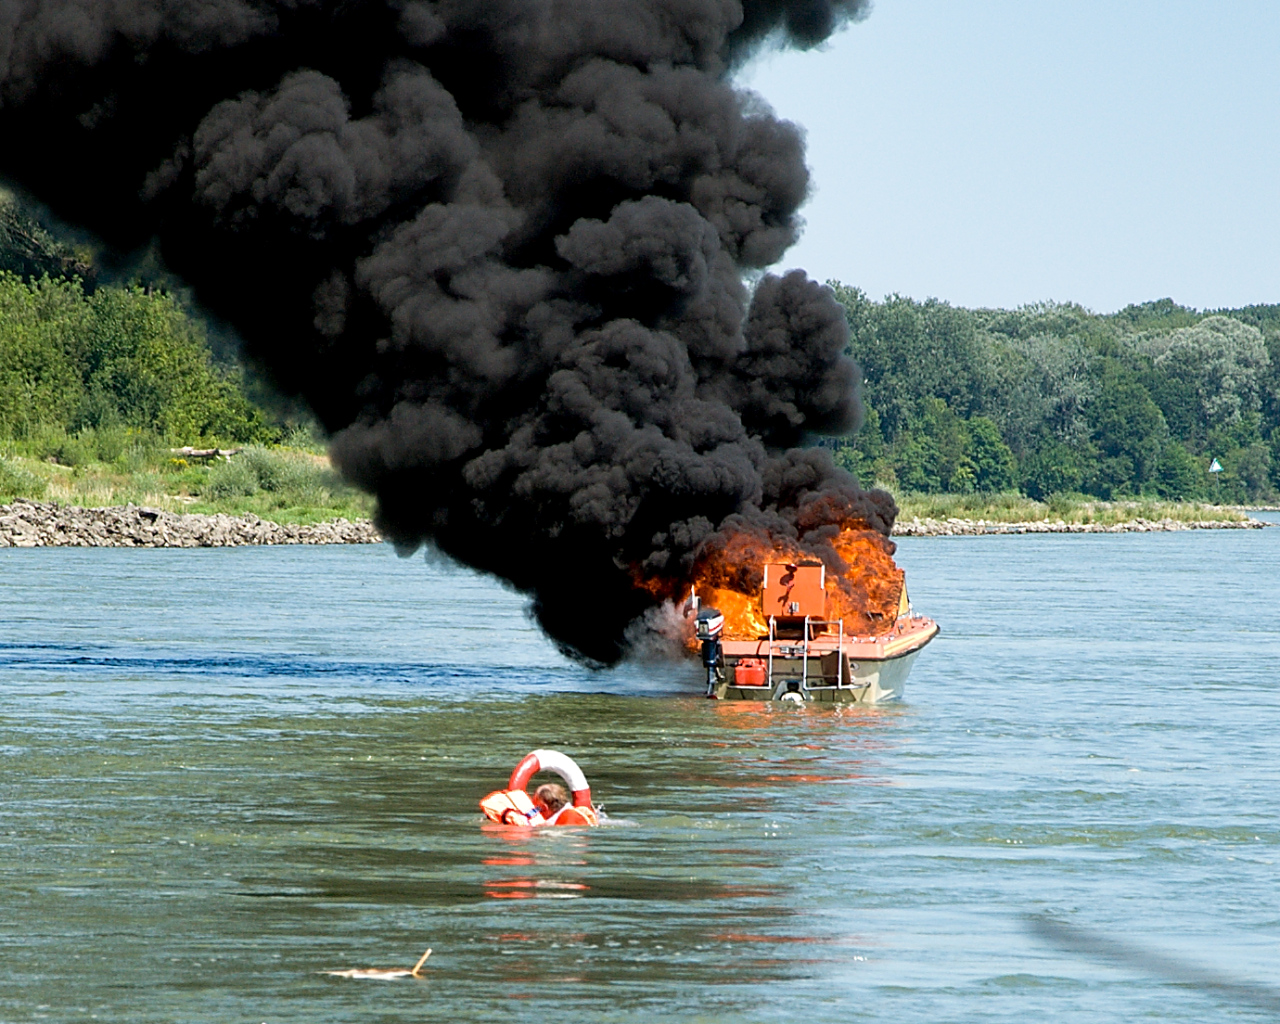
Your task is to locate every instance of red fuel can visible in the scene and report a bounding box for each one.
[734,658,767,686]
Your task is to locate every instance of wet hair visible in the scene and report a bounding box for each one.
[534,783,569,814]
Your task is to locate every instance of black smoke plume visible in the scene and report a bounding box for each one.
[0,0,896,663]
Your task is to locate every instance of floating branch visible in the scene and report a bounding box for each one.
[322,948,432,981]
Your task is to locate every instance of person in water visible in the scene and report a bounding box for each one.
[533,783,595,826]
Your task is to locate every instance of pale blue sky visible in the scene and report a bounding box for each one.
[740,1,1280,313]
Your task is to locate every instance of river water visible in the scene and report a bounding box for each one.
[2,523,1279,1023]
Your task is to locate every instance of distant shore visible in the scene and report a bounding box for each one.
[1,498,1274,549]
[892,493,1276,534]
[894,515,1272,537]
[0,500,381,548]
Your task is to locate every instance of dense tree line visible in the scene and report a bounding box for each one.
[0,273,272,448]
[827,286,1280,502]
[7,187,1279,501]
[0,192,272,458]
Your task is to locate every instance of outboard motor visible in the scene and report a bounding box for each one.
[695,607,725,695]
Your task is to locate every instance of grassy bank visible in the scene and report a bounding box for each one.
[0,441,373,525]
[1,449,1253,530]
[894,491,1253,525]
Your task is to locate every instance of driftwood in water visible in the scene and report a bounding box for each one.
[322,948,432,980]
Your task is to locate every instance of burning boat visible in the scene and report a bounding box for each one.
[684,525,938,703]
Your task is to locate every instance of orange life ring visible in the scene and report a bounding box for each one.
[479,749,599,827]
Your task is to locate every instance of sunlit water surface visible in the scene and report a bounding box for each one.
[2,524,1279,1022]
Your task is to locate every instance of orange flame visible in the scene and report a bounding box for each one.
[682,523,905,641]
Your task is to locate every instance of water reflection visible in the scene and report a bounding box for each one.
[705,699,904,790]
[480,837,590,900]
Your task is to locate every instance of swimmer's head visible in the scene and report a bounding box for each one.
[533,783,569,814]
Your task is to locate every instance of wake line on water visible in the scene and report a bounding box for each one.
[1025,914,1280,1012]
[0,646,697,700]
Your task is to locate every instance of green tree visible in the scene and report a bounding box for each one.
[1085,360,1167,497]
[0,273,274,446]
[1140,315,1270,444]
[1205,412,1271,501]
[1021,441,1089,499]
[880,402,1015,494]
[1230,444,1271,501]
[79,286,271,442]
[1154,440,1203,499]
[825,403,886,486]
[0,275,86,435]
[966,416,1017,492]
[981,331,1095,457]
[1112,298,1202,333]
[832,284,989,441]
[888,429,942,492]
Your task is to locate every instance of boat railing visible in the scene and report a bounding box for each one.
[764,616,849,695]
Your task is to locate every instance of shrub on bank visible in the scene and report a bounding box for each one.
[0,445,373,524]
[0,273,276,449]
[894,490,1250,525]
[197,447,365,520]
[0,457,46,502]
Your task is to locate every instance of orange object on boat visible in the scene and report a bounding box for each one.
[762,562,826,620]
[734,658,767,686]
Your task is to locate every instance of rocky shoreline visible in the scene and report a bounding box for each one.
[0,500,381,547]
[894,515,1273,537]
[0,500,1272,548]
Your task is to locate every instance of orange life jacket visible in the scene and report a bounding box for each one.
[544,803,599,827]
[479,788,547,827]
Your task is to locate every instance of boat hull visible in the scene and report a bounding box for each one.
[709,616,938,704]
[710,646,924,703]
